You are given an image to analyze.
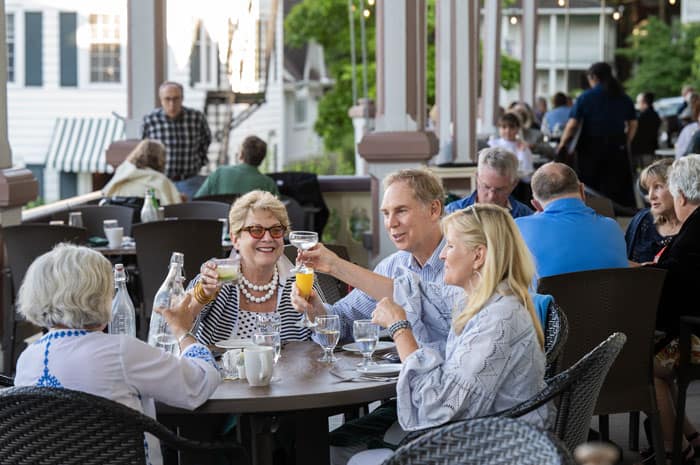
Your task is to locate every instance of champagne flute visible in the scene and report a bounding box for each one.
[353,320,379,369]
[315,314,340,363]
[295,267,316,328]
[289,231,318,273]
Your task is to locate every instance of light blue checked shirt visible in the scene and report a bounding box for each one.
[322,237,463,355]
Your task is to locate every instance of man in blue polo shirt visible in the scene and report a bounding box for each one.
[445,147,533,218]
[516,162,628,279]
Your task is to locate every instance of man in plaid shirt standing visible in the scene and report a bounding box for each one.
[141,81,212,200]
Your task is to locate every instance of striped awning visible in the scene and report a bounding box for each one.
[46,117,125,173]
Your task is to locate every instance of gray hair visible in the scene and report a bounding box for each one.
[668,154,700,203]
[17,243,113,329]
[477,147,519,183]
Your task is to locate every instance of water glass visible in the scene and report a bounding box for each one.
[68,211,84,228]
[353,319,379,369]
[253,331,282,364]
[315,314,340,363]
[256,313,282,333]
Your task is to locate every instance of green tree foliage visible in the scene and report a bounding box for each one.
[285,0,520,162]
[619,17,700,98]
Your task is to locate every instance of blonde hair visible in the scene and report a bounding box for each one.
[17,243,113,329]
[229,190,290,237]
[126,139,167,172]
[442,204,543,347]
[640,158,677,225]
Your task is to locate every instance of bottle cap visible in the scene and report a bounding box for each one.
[170,252,184,265]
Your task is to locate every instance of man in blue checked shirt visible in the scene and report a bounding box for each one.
[141,81,212,199]
[291,167,463,465]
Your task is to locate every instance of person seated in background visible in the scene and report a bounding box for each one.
[515,162,628,279]
[646,155,700,465]
[534,96,548,126]
[675,100,700,159]
[542,92,570,138]
[14,244,220,465]
[445,147,533,218]
[189,190,317,345]
[345,204,552,465]
[625,159,681,264]
[102,139,182,205]
[195,135,279,198]
[631,92,661,171]
[488,112,534,177]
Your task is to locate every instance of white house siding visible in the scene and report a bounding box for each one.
[5,0,128,202]
[499,9,617,104]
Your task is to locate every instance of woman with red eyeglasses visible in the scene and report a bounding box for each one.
[185,190,322,345]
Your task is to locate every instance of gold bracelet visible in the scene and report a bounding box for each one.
[193,281,217,305]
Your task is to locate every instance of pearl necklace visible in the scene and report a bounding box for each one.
[238,267,278,303]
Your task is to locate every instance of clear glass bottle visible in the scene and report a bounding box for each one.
[140,188,160,223]
[147,252,185,354]
[109,264,136,337]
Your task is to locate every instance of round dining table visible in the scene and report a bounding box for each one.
[158,341,399,465]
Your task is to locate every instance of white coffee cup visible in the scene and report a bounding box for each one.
[244,346,274,386]
[105,226,124,249]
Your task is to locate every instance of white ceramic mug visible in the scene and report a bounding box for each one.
[105,226,124,249]
[244,346,274,386]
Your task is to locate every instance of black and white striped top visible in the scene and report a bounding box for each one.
[191,271,322,345]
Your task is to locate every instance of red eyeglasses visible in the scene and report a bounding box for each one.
[240,224,287,239]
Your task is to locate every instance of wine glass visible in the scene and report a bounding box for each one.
[289,231,318,273]
[295,267,316,328]
[353,320,379,369]
[315,314,340,363]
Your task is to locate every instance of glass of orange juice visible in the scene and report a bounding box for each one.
[295,266,316,327]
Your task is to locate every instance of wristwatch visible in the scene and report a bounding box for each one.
[388,320,412,339]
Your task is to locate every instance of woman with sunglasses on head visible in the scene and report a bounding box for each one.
[187,190,321,345]
[346,204,552,465]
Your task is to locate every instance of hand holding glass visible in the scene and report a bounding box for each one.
[212,258,240,283]
[289,231,318,272]
[353,320,379,369]
[315,314,340,363]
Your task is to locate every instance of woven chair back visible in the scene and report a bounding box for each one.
[383,416,575,465]
[544,332,627,450]
[538,267,666,414]
[543,302,569,379]
[0,386,149,464]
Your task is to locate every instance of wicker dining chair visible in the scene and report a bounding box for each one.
[0,386,247,465]
[399,333,626,454]
[544,302,569,379]
[52,204,135,236]
[384,417,574,465]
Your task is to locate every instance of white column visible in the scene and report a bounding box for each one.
[599,0,606,62]
[453,0,479,162]
[0,1,10,170]
[519,0,537,105]
[481,0,501,136]
[126,0,167,138]
[434,0,453,164]
[375,2,413,131]
[549,14,557,95]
